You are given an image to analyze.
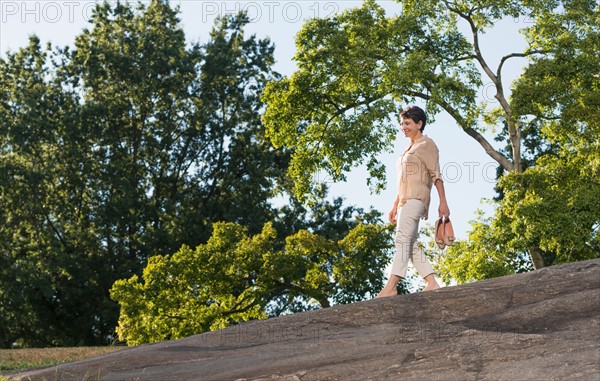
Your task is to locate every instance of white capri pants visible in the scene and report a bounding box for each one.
[390,199,435,279]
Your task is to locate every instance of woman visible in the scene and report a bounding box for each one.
[376,105,449,297]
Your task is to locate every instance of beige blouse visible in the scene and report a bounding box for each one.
[396,135,443,219]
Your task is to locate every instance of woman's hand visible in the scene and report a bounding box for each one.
[389,196,400,223]
[434,180,450,219]
[388,207,397,223]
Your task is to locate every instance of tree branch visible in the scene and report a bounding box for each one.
[444,1,522,172]
[497,50,547,80]
[408,89,514,172]
[221,299,261,317]
[309,94,378,162]
[449,54,478,62]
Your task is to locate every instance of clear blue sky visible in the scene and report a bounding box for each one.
[1,0,531,243]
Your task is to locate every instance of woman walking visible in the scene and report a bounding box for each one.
[377,106,450,297]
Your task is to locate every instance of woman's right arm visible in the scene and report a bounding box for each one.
[389,195,400,223]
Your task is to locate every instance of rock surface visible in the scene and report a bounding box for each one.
[12,258,600,381]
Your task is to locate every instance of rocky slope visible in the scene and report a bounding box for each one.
[12,258,600,381]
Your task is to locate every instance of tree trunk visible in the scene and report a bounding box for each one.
[318,297,331,308]
[528,246,547,269]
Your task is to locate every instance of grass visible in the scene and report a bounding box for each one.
[0,346,124,373]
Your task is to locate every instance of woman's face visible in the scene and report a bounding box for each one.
[400,117,422,139]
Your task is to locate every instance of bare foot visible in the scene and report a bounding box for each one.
[376,287,398,298]
[422,274,440,292]
[377,275,402,298]
[422,283,440,292]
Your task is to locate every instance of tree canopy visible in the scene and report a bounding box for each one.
[0,0,400,348]
[262,0,600,270]
[1,0,598,347]
[110,219,393,345]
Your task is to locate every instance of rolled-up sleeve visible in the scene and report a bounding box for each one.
[422,140,443,184]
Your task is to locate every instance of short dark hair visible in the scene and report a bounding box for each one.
[400,105,427,132]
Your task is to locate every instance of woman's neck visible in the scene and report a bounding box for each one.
[410,131,423,143]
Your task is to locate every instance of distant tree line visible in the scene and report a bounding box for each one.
[0,1,394,347]
[2,0,598,347]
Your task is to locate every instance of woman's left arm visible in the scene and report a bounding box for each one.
[435,179,450,218]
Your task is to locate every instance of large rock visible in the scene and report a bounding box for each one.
[12,258,600,381]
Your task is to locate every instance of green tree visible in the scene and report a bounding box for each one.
[0,37,106,346]
[262,0,600,269]
[68,1,286,257]
[433,211,533,284]
[110,220,393,345]
[436,140,599,283]
[0,1,286,347]
[436,0,600,280]
[185,13,287,241]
